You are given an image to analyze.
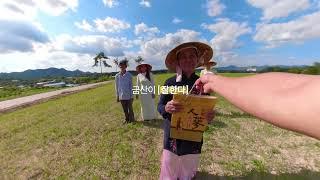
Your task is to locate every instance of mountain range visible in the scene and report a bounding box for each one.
[0,65,308,80]
[0,68,92,80]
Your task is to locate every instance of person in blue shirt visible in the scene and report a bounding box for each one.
[158,42,216,179]
[115,59,135,124]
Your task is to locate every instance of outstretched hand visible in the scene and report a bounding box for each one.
[195,74,216,94]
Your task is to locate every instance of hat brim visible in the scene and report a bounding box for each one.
[136,63,152,73]
[165,42,213,72]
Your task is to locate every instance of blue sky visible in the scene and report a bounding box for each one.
[0,0,320,73]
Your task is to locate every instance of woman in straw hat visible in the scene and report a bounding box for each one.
[157,42,216,179]
[200,60,217,77]
[136,63,157,121]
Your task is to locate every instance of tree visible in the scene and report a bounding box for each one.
[301,62,320,75]
[288,68,302,74]
[313,62,320,73]
[303,66,318,75]
[113,58,119,72]
[134,56,144,64]
[93,52,111,75]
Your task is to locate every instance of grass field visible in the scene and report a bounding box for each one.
[0,87,61,102]
[0,73,250,102]
[0,73,319,179]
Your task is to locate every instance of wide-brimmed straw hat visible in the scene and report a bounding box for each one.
[203,60,217,67]
[165,42,213,72]
[136,63,152,73]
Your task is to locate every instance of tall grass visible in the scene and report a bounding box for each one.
[0,73,319,179]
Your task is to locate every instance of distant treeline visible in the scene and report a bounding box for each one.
[1,62,319,87]
[217,62,320,75]
[259,62,320,75]
[0,74,113,87]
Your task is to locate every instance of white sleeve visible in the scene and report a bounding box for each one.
[137,74,141,87]
[115,75,119,97]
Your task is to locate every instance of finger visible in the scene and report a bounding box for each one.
[169,102,179,107]
[167,105,174,110]
[200,74,211,84]
[194,79,203,90]
[175,104,184,108]
[171,107,182,112]
[196,84,204,92]
[175,107,184,111]
[203,84,213,93]
[199,74,215,91]
[171,101,182,106]
[171,107,179,112]
[167,108,174,113]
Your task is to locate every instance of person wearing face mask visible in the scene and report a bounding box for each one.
[136,63,157,121]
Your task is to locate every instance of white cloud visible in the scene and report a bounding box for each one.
[206,0,225,17]
[254,11,320,47]
[202,18,251,53]
[139,0,151,8]
[0,34,133,73]
[36,0,78,16]
[0,19,49,53]
[247,0,310,20]
[134,23,160,38]
[102,0,119,8]
[136,29,205,69]
[0,0,78,20]
[53,34,130,56]
[38,52,95,72]
[0,0,78,54]
[74,20,94,32]
[172,17,183,24]
[0,50,99,73]
[0,39,81,72]
[94,17,130,33]
[74,17,130,33]
[140,29,202,58]
[201,19,252,66]
[0,1,36,20]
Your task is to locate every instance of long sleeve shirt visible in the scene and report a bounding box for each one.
[157,73,205,156]
[115,71,133,100]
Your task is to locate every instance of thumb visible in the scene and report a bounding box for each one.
[195,79,203,90]
[195,74,215,91]
[203,84,214,93]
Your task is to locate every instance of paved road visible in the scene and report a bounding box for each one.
[0,81,111,113]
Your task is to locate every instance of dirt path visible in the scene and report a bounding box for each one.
[0,81,111,113]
